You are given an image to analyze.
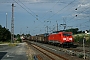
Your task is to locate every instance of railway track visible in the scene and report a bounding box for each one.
[63,47,90,59]
[26,41,68,60]
[66,48,90,53]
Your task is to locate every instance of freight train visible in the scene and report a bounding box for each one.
[30,31,74,47]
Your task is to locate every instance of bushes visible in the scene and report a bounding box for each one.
[78,54,84,58]
[16,38,22,43]
[86,36,90,45]
[74,34,90,46]
[74,35,83,44]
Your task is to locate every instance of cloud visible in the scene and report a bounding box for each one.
[78,0,90,8]
[1,0,90,35]
[74,0,90,20]
[78,3,90,8]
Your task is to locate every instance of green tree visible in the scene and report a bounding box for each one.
[0,25,11,42]
[66,28,79,34]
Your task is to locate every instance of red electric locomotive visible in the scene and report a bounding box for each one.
[48,32,74,47]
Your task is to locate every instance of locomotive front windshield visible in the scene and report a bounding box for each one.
[63,33,72,36]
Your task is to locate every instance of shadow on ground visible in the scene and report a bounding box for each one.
[0,52,7,59]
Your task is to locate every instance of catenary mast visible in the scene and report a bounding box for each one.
[11,4,14,43]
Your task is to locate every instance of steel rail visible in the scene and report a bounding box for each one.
[26,41,68,60]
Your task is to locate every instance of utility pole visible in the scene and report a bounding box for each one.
[11,4,14,43]
[83,37,86,59]
[46,26,48,33]
[56,21,58,31]
[60,18,66,30]
[6,13,7,29]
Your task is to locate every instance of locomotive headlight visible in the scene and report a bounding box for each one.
[63,38,66,40]
[69,38,72,40]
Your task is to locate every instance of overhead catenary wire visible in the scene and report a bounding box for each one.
[55,1,90,30]
[42,0,76,30]
[13,0,37,19]
[1,0,90,34]
[40,0,61,20]
[13,0,44,25]
[66,2,90,27]
[72,19,90,29]
[43,0,76,22]
[0,1,57,3]
[48,1,90,31]
[17,0,37,16]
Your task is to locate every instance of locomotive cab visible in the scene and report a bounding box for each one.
[48,32,74,47]
[61,32,74,47]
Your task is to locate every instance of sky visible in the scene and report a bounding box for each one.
[0,0,90,35]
